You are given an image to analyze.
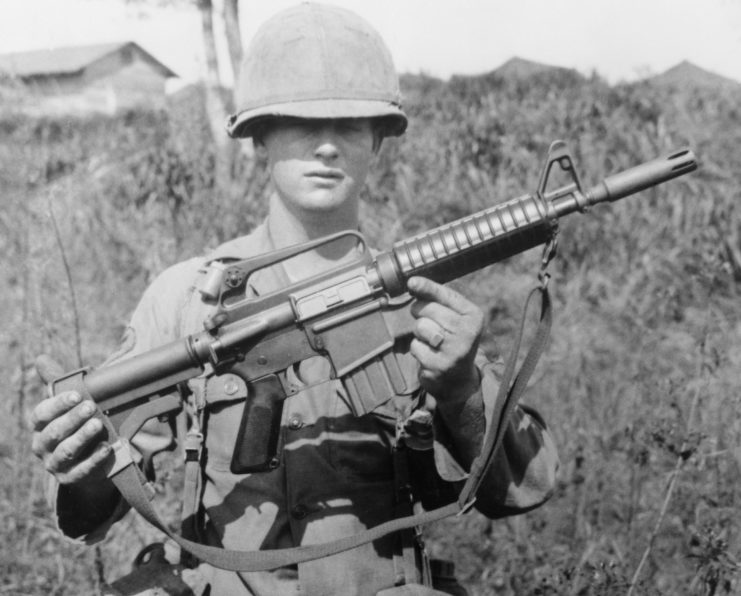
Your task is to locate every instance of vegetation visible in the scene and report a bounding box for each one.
[2,69,740,595]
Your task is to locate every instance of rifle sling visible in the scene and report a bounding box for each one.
[104,283,552,572]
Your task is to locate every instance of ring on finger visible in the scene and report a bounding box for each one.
[429,329,446,349]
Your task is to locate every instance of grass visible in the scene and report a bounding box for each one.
[2,73,741,594]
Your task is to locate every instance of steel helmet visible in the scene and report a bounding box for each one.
[226,2,407,139]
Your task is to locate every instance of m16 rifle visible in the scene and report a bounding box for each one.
[52,141,697,477]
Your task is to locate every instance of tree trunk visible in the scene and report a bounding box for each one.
[197,0,233,194]
[223,0,243,90]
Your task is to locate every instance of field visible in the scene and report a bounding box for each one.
[2,69,741,594]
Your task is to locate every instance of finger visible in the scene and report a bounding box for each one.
[410,339,448,394]
[410,296,452,324]
[418,366,444,389]
[56,442,112,485]
[46,416,107,474]
[35,354,65,385]
[30,391,83,431]
[33,399,98,456]
[408,282,477,331]
[412,301,485,349]
[409,338,446,372]
[414,317,447,350]
[407,276,476,315]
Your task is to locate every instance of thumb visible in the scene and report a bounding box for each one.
[35,354,65,385]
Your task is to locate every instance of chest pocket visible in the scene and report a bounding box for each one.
[259,356,397,482]
[195,373,250,473]
[323,385,398,482]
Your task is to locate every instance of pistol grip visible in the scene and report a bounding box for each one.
[230,374,285,474]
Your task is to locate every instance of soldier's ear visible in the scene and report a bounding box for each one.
[372,135,383,154]
[253,137,268,160]
[371,124,384,154]
[248,121,265,152]
[250,128,270,161]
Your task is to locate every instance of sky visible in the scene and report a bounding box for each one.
[1,0,740,88]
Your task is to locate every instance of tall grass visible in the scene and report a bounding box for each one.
[2,74,740,594]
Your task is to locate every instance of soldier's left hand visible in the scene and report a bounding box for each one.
[407,276,484,403]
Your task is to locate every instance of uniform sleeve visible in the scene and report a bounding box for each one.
[51,258,204,543]
[428,354,560,519]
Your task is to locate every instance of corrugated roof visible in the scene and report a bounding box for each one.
[0,41,177,78]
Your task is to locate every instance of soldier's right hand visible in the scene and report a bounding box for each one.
[30,355,112,485]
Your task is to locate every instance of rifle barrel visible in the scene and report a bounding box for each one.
[585,149,697,204]
[373,148,697,295]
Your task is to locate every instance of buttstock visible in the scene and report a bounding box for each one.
[51,367,184,441]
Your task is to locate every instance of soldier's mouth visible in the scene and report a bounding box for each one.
[306,169,344,179]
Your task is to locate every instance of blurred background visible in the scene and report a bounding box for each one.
[1,1,740,594]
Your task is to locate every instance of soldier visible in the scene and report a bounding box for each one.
[31,3,559,595]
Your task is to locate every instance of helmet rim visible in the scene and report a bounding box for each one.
[226,98,408,139]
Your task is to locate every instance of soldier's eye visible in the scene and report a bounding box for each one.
[337,120,365,134]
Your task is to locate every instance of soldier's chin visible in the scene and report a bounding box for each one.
[301,190,354,213]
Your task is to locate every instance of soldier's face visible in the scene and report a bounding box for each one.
[256,118,376,217]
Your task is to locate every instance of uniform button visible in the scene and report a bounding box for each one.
[291,504,308,520]
[268,457,280,469]
[288,415,303,430]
